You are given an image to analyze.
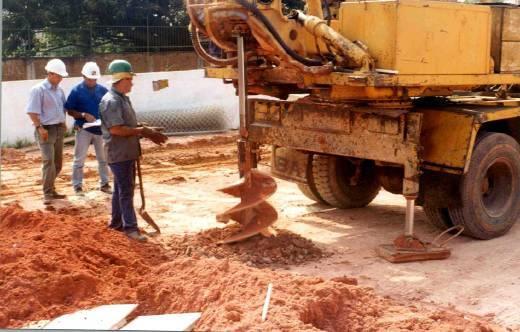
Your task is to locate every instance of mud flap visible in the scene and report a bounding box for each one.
[271,146,310,184]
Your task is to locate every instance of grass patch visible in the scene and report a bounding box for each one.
[64,129,75,138]
[1,138,34,149]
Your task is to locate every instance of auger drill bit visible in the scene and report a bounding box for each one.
[216,169,278,244]
[215,34,278,244]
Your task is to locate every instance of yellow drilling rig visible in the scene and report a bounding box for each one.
[186,0,520,261]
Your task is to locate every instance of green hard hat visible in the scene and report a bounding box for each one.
[107,59,134,74]
[107,59,135,84]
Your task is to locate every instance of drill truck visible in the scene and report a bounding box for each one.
[186,0,520,260]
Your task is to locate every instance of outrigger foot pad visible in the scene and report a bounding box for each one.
[376,243,451,263]
[377,226,463,263]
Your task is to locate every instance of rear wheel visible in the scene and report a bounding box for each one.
[448,133,520,239]
[312,155,381,208]
[296,153,327,204]
[297,183,325,203]
[423,206,454,230]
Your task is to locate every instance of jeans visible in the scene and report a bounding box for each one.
[35,125,64,197]
[72,129,109,190]
[109,160,138,232]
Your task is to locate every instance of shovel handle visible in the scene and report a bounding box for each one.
[136,159,146,210]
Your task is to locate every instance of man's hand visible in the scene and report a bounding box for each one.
[141,127,168,145]
[84,113,96,122]
[38,127,49,142]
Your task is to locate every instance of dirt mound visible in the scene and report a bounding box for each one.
[159,176,187,185]
[0,204,167,328]
[166,225,330,267]
[171,152,233,166]
[141,133,238,155]
[136,258,496,331]
[1,148,26,164]
[163,134,238,150]
[0,205,498,331]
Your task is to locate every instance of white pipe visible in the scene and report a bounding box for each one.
[261,283,273,322]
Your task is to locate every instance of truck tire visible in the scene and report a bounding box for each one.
[448,133,520,239]
[312,155,380,208]
[297,153,327,204]
[297,183,325,203]
[423,206,453,230]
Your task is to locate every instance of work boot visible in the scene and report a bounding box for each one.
[51,191,66,199]
[108,224,123,232]
[74,187,84,196]
[100,184,112,194]
[108,220,123,232]
[43,196,53,205]
[125,231,147,242]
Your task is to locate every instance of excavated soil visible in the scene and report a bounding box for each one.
[0,205,498,331]
[166,225,330,267]
[0,133,516,330]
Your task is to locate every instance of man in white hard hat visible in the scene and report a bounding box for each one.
[26,58,69,205]
[65,62,111,195]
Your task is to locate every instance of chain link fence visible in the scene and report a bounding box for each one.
[2,26,193,58]
[136,104,238,135]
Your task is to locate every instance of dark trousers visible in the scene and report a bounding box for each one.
[108,160,138,232]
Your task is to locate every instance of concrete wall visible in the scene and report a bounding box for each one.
[1,69,238,144]
[2,51,201,81]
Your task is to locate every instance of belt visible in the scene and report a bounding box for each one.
[42,124,62,128]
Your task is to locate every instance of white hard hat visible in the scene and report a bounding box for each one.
[81,61,101,79]
[44,58,68,77]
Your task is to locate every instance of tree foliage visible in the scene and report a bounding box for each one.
[2,0,190,57]
[3,0,189,29]
[2,0,307,57]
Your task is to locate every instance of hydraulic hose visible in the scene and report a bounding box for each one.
[190,26,240,66]
[234,0,324,67]
[292,11,375,71]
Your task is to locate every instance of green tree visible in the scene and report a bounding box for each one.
[2,0,310,57]
[2,0,189,57]
[283,0,305,10]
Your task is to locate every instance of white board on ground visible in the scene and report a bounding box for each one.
[121,313,202,331]
[43,304,138,330]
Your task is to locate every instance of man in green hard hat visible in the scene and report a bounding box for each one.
[99,59,167,242]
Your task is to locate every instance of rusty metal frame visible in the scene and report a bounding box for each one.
[247,98,422,196]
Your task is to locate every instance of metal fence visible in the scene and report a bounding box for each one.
[2,26,193,58]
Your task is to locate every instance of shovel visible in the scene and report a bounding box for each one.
[136,158,161,233]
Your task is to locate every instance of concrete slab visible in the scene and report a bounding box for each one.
[43,304,138,330]
[22,320,51,329]
[121,313,202,331]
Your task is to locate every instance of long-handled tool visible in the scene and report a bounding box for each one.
[136,158,161,233]
[216,34,278,244]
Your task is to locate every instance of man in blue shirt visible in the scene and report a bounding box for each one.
[26,59,69,205]
[65,62,111,195]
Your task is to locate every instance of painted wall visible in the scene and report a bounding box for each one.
[2,51,201,81]
[1,69,239,144]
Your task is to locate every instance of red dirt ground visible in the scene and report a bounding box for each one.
[0,204,500,331]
